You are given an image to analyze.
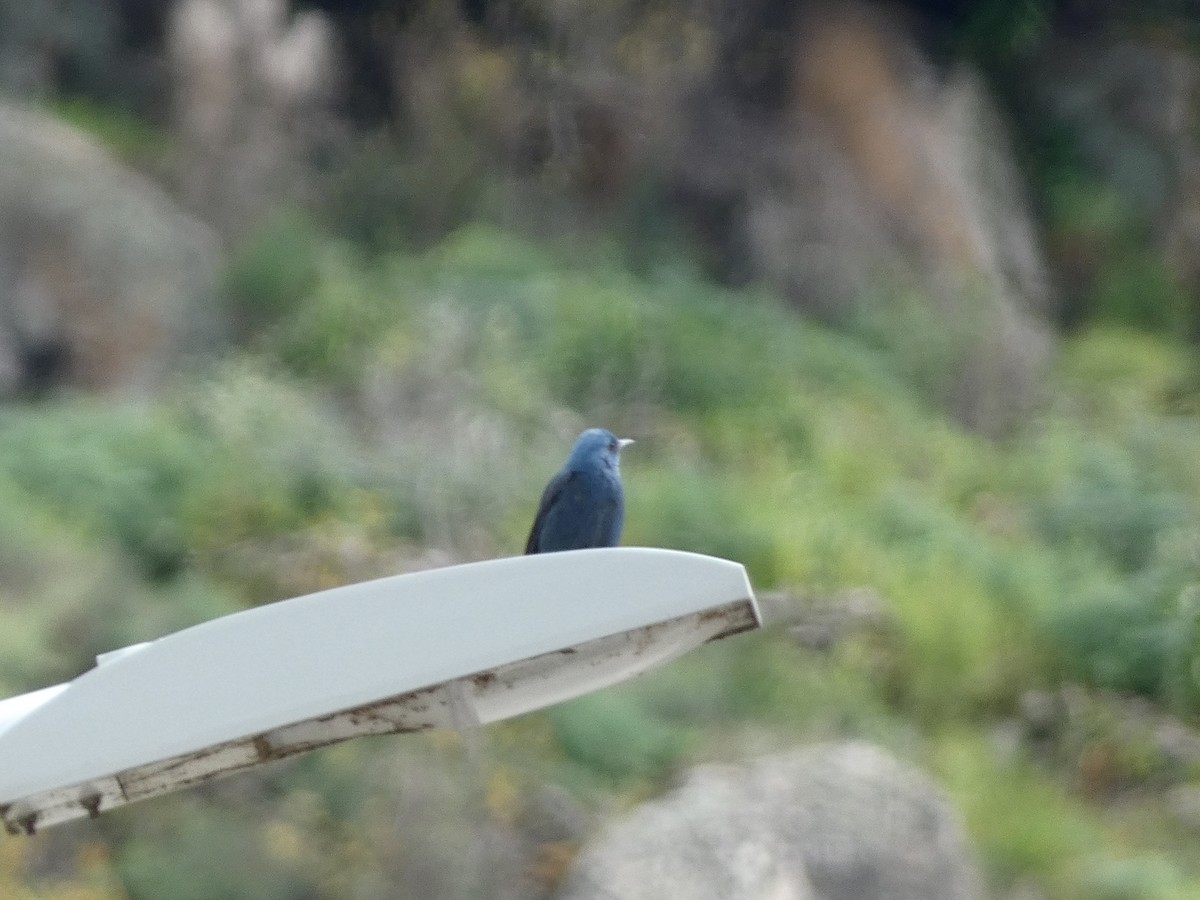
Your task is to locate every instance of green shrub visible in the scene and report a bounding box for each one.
[269,251,402,383]
[934,730,1101,889]
[1050,585,1178,698]
[116,806,310,900]
[1034,449,1190,573]
[1081,855,1191,900]
[325,131,486,251]
[548,692,692,782]
[0,366,380,581]
[628,471,778,586]
[1035,156,1195,337]
[1054,327,1195,420]
[0,404,206,580]
[954,0,1052,63]
[224,211,322,332]
[1092,252,1192,337]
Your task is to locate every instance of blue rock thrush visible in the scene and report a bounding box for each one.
[525,428,634,554]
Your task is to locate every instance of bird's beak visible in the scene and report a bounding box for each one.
[618,438,635,450]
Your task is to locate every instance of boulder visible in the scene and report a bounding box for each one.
[558,742,986,900]
[0,102,224,395]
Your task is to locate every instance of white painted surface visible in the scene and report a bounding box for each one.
[0,548,758,831]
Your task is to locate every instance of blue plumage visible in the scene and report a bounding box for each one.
[525,428,633,554]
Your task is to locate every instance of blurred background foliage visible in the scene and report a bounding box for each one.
[1,0,1200,898]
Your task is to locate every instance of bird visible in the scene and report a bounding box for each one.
[525,428,634,554]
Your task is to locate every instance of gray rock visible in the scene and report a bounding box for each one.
[666,1,1055,436]
[1017,690,1063,740]
[167,0,338,240]
[558,742,986,900]
[0,102,224,395]
[757,587,892,651]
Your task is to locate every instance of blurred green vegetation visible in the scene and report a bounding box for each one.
[1018,114,1200,341]
[40,96,173,166]
[4,3,1200,897]
[953,0,1053,66]
[3,223,1200,897]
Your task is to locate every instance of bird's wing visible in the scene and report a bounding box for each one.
[525,468,576,554]
[596,487,624,547]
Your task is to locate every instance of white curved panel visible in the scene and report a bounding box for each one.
[0,549,759,833]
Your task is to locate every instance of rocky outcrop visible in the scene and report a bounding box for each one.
[558,742,985,900]
[667,1,1055,435]
[167,0,338,240]
[0,102,223,395]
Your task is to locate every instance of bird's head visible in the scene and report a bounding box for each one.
[568,428,634,472]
